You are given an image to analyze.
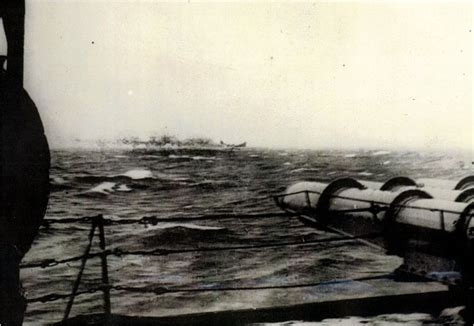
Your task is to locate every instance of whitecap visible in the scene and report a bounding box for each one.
[290,167,319,174]
[119,169,154,180]
[87,182,116,195]
[290,168,307,173]
[344,153,357,158]
[283,162,292,166]
[116,184,132,192]
[168,154,190,159]
[50,175,67,184]
[155,173,190,182]
[278,152,289,156]
[358,171,373,176]
[372,150,391,156]
[383,160,391,165]
[249,154,260,158]
[192,156,215,161]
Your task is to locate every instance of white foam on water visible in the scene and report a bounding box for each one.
[155,172,190,182]
[290,168,319,174]
[169,154,190,159]
[87,182,116,194]
[192,156,216,160]
[116,184,133,192]
[358,171,373,176]
[290,168,307,173]
[51,176,67,184]
[119,169,154,180]
[344,153,357,158]
[372,150,391,156]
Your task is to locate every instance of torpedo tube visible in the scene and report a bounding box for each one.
[276,178,474,286]
[358,176,417,191]
[360,177,474,203]
[417,176,474,190]
[277,178,429,222]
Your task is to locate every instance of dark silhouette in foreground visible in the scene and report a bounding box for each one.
[1,1,50,324]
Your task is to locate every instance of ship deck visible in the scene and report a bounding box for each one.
[49,212,465,325]
[58,272,459,325]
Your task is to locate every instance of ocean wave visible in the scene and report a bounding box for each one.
[116,184,133,192]
[192,156,216,161]
[372,150,391,156]
[149,223,225,231]
[74,169,155,184]
[50,183,73,192]
[168,154,191,160]
[344,153,357,158]
[79,181,134,196]
[141,223,229,247]
[290,168,320,174]
[154,172,190,182]
[50,175,67,184]
[50,175,73,192]
[358,171,373,176]
[85,181,117,195]
[191,180,238,189]
[116,169,154,180]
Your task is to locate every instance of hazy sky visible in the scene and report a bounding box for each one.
[1,1,472,150]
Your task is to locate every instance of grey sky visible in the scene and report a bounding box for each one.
[1,1,472,150]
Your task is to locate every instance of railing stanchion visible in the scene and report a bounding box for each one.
[305,191,312,208]
[97,215,111,316]
[63,221,97,322]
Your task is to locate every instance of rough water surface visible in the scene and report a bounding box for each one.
[22,148,470,324]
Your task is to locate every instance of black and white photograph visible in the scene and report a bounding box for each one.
[0,0,472,325]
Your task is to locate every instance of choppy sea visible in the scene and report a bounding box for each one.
[22,147,471,325]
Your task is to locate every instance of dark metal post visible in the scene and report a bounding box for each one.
[63,222,97,321]
[439,210,445,231]
[1,2,50,325]
[97,215,111,316]
[305,191,311,208]
[1,0,25,115]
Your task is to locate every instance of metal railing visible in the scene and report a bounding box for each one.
[22,190,474,322]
